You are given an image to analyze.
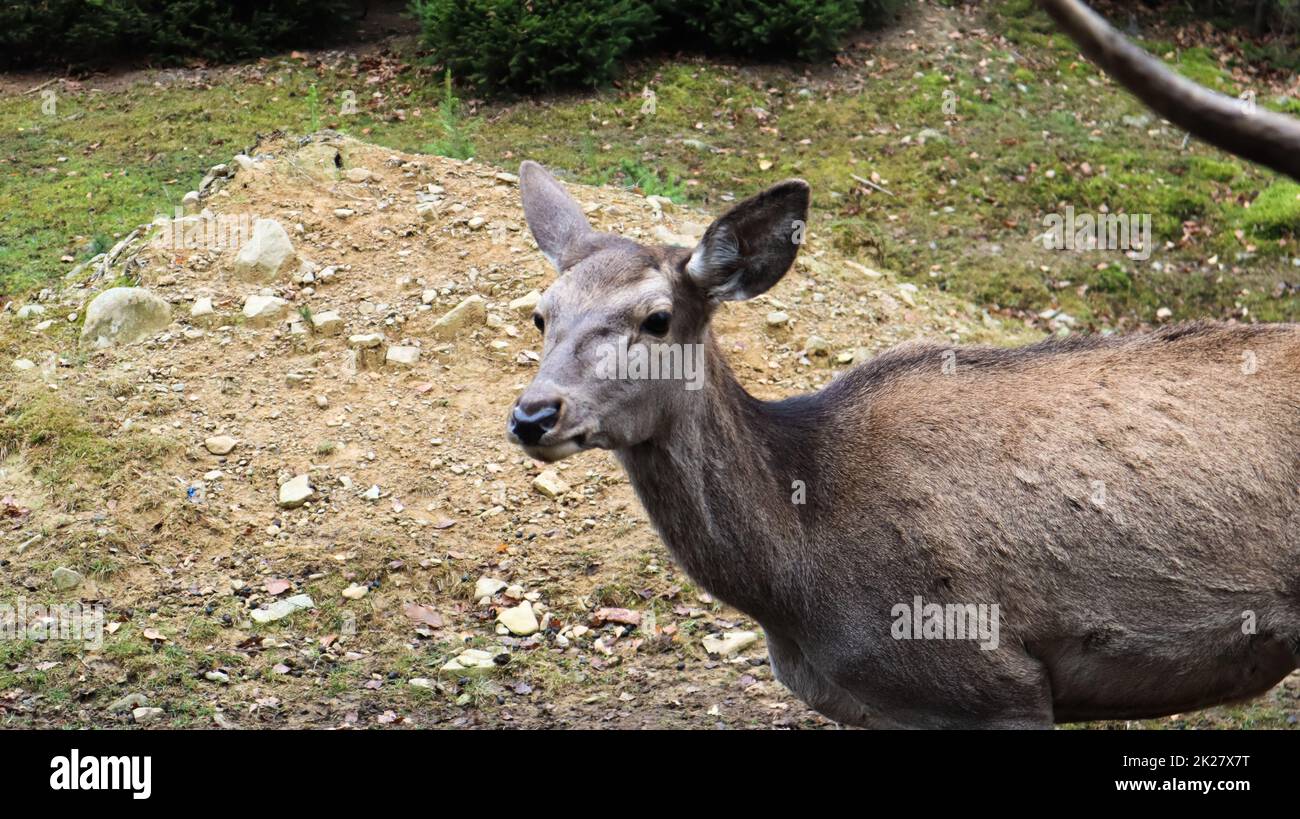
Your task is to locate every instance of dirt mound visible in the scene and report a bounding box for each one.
[0,132,1036,728]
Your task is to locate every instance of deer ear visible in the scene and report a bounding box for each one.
[520,161,594,272]
[686,179,810,301]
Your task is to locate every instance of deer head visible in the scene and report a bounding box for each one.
[506,161,809,461]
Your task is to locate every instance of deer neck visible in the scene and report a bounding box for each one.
[615,335,817,617]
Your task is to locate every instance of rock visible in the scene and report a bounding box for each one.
[250,593,315,624]
[702,630,758,657]
[80,287,172,347]
[52,566,83,591]
[191,297,215,322]
[494,172,519,184]
[345,167,373,183]
[431,294,486,340]
[439,647,505,678]
[278,474,314,508]
[646,194,675,212]
[132,707,165,724]
[1156,307,1173,320]
[385,345,420,368]
[204,670,230,684]
[12,358,35,371]
[408,677,434,689]
[310,309,344,336]
[474,576,508,599]
[204,435,237,455]
[342,583,368,600]
[106,693,148,714]
[508,290,542,314]
[233,219,296,280]
[181,190,201,214]
[416,202,438,221]
[348,333,384,348]
[295,141,343,183]
[497,602,539,635]
[804,335,830,356]
[242,294,288,326]
[333,208,355,219]
[916,127,948,144]
[16,304,45,320]
[532,469,570,498]
[765,311,790,327]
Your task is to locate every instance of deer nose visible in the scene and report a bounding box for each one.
[510,399,561,446]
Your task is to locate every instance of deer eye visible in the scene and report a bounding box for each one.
[532,313,545,333]
[641,311,671,337]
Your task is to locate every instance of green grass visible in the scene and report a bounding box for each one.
[0,386,176,488]
[1,0,1297,329]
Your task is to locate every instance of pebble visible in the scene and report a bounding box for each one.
[250,593,315,624]
[52,566,83,591]
[532,469,570,498]
[497,601,539,635]
[278,474,314,508]
[132,707,165,724]
[702,631,758,657]
[385,346,420,367]
[204,435,237,455]
[475,576,508,598]
[431,295,486,340]
[342,583,369,600]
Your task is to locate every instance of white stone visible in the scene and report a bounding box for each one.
[475,576,508,598]
[431,295,486,340]
[439,647,504,677]
[278,474,314,508]
[250,593,315,623]
[532,469,570,498]
[385,346,420,367]
[508,290,542,314]
[310,309,344,336]
[242,294,288,326]
[204,435,237,455]
[233,219,296,280]
[702,630,758,657]
[80,287,171,347]
[497,601,539,636]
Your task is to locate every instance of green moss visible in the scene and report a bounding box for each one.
[1234,180,1300,239]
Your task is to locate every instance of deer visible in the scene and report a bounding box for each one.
[505,0,1300,728]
